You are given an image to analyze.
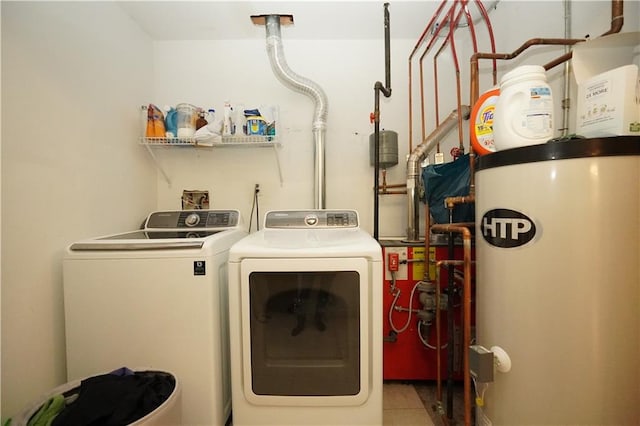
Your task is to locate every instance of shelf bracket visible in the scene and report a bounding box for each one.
[143,144,172,186]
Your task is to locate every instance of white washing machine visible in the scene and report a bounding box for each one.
[63,209,247,426]
[228,210,383,426]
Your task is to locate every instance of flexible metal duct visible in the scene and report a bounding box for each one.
[406,106,470,241]
[264,15,329,209]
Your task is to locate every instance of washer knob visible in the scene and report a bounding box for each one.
[185,213,201,227]
[304,214,319,227]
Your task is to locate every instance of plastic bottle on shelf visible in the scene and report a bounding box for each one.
[145,104,166,138]
[206,109,216,124]
[164,106,178,138]
[493,65,554,150]
[235,104,246,135]
[222,101,234,136]
[244,109,267,135]
[145,105,154,138]
[195,109,208,130]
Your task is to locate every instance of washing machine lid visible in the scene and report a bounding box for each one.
[69,230,216,251]
[68,209,244,251]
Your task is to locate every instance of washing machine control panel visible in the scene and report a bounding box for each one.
[265,210,358,229]
[145,210,240,230]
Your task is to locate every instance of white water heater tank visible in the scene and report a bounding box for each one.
[474,136,640,424]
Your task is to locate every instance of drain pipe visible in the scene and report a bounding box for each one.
[405,106,470,242]
[373,3,392,240]
[255,14,329,209]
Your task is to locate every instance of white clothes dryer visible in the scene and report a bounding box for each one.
[63,210,247,426]
[228,210,383,426]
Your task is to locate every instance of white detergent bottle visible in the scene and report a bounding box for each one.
[222,101,234,136]
[493,65,554,150]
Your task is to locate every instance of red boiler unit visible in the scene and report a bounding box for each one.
[381,240,475,380]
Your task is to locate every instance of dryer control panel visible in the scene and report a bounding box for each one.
[145,210,241,230]
[265,210,358,229]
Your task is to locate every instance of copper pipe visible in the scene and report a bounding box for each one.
[435,257,468,404]
[431,223,473,426]
[433,4,467,149]
[378,190,407,195]
[462,1,479,52]
[378,169,407,194]
[408,0,449,153]
[467,0,497,195]
[445,195,475,209]
[406,106,470,242]
[544,0,624,70]
[469,37,584,106]
[433,51,440,135]
[419,2,456,144]
[436,260,442,401]
[473,0,498,85]
[381,168,387,192]
[424,203,432,282]
[602,0,624,35]
[453,52,464,150]
[420,50,427,142]
[471,0,624,103]
[409,60,414,152]
[458,0,478,152]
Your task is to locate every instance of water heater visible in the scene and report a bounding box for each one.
[474,137,640,424]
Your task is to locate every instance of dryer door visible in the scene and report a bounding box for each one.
[239,257,371,406]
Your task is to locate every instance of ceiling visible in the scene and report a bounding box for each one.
[117,1,444,41]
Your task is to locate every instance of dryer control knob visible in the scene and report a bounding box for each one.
[185,213,201,227]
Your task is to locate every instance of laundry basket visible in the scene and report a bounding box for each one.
[11,369,181,426]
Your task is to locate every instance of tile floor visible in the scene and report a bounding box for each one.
[383,382,435,426]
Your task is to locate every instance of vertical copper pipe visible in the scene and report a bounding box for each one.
[461,1,478,51]
[433,52,440,131]
[409,60,414,152]
[473,0,498,85]
[544,0,624,70]
[434,257,468,422]
[433,3,468,150]
[418,2,458,144]
[420,49,427,142]
[450,31,464,150]
[432,224,472,426]
[424,203,432,282]
[436,263,442,401]
[408,0,449,152]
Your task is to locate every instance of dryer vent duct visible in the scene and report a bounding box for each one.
[252,14,329,209]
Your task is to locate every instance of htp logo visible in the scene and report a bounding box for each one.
[481,209,537,248]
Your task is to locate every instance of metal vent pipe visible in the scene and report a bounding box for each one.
[406,106,470,242]
[263,15,329,209]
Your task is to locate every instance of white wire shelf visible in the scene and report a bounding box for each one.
[139,135,282,186]
[140,135,279,147]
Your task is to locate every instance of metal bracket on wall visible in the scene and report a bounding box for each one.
[140,138,283,187]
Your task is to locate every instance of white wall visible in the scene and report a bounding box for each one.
[151,37,412,235]
[1,2,155,419]
[1,0,637,421]
[152,0,639,238]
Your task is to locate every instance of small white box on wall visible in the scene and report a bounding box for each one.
[572,32,640,138]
